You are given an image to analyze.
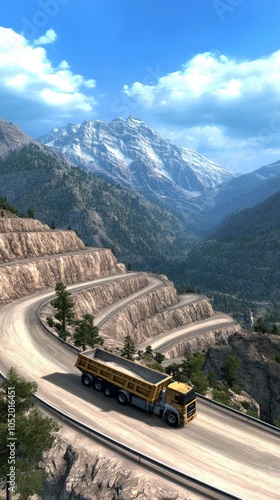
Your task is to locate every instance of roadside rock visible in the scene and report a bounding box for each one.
[38,433,193,500]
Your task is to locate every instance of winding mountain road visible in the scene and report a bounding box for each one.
[0,275,279,499]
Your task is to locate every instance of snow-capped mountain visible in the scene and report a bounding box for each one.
[38,116,234,219]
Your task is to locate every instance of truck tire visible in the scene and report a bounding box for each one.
[82,374,92,387]
[104,386,112,397]
[94,378,103,391]
[117,391,128,405]
[165,412,179,427]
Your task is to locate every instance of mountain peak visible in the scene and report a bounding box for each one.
[0,118,34,160]
[37,117,234,221]
[126,115,143,124]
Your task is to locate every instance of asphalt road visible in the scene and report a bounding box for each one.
[0,276,279,499]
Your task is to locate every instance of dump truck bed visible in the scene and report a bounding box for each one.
[75,347,172,402]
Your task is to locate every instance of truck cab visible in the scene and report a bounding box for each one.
[165,381,196,426]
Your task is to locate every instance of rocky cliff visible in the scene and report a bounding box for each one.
[0,249,125,304]
[204,331,280,424]
[0,230,84,263]
[0,217,49,232]
[0,118,33,160]
[72,273,149,318]
[100,285,215,344]
[163,324,241,359]
[39,428,193,500]
[0,218,125,304]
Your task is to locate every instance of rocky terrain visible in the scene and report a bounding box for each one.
[0,219,125,304]
[1,213,278,498]
[163,323,241,359]
[0,229,85,263]
[37,427,198,500]
[204,331,280,424]
[100,288,216,344]
[0,118,33,160]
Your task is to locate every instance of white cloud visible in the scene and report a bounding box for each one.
[0,27,97,134]
[124,51,280,172]
[34,29,57,46]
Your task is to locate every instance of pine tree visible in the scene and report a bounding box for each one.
[50,282,75,339]
[121,335,136,360]
[74,314,104,350]
[0,368,59,499]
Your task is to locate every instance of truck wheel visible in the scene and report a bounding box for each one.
[117,391,128,405]
[166,412,179,427]
[82,374,92,387]
[104,386,112,397]
[94,379,103,391]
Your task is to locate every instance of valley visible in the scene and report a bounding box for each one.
[1,117,280,309]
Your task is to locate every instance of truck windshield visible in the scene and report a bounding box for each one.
[179,390,196,406]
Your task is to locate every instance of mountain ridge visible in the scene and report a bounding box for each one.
[37,115,235,222]
[0,139,194,270]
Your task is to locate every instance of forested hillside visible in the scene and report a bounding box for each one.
[0,143,193,270]
[172,190,280,305]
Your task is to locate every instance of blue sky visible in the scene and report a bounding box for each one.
[1,0,280,173]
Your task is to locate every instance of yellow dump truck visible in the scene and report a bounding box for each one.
[75,347,196,427]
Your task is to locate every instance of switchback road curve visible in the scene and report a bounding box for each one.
[0,275,279,499]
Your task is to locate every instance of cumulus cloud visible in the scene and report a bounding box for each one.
[34,28,57,45]
[0,27,97,135]
[124,51,280,172]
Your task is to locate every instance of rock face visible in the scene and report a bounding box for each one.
[0,230,84,263]
[0,217,49,233]
[39,432,191,500]
[0,118,33,160]
[163,324,241,359]
[204,331,280,423]
[0,218,125,304]
[0,249,125,304]
[100,284,216,344]
[72,273,149,318]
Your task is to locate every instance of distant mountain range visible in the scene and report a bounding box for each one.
[38,116,280,234]
[1,117,280,301]
[0,120,192,270]
[37,116,234,225]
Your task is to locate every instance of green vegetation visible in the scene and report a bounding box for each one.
[121,335,136,360]
[0,368,59,499]
[46,282,103,351]
[254,316,267,333]
[136,346,165,372]
[168,191,280,319]
[212,385,232,406]
[46,282,75,340]
[0,143,193,272]
[0,196,18,215]
[273,417,280,428]
[221,355,240,388]
[74,313,104,350]
[165,351,209,395]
